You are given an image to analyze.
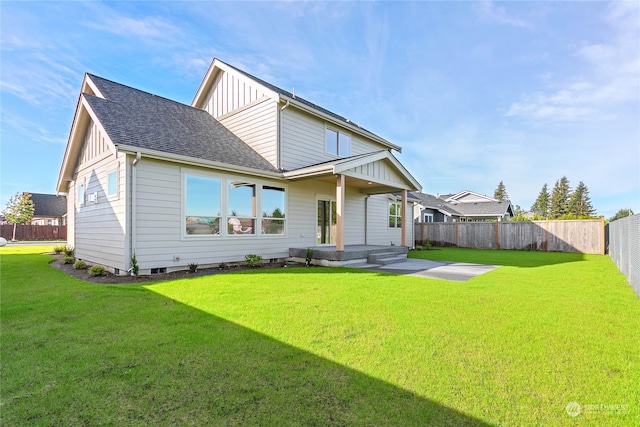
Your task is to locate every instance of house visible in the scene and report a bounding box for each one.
[412,190,514,223]
[56,59,421,275]
[30,193,67,225]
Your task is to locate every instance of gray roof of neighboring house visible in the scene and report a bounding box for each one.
[412,191,514,217]
[30,193,66,217]
[85,74,280,173]
[217,59,385,143]
[450,200,514,217]
[410,192,461,216]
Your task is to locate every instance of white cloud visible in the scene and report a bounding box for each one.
[477,0,532,28]
[505,2,640,122]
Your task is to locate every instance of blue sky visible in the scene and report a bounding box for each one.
[2,1,639,219]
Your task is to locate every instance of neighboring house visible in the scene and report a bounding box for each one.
[30,193,67,225]
[412,190,514,223]
[56,59,421,275]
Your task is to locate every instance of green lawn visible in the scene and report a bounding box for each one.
[2,246,638,426]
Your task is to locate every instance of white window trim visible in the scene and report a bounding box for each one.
[181,169,288,240]
[325,126,351,157]
[389,201,402,229]
[107,169,118,199]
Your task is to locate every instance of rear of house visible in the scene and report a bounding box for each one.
[57,59,420,275]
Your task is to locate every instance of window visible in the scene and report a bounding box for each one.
[422,212,434,223]
[389,202,402,228]
[325,128,350,157]
[261,186,286,235]
[228,181,256,235]
[78,183,84,206]
[185,175,221,235]
[107,170,118,197]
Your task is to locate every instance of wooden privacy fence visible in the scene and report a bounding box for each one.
[1,224,67,241]
[416,219,605,254]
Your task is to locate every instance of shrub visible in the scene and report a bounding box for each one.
[88,265,107,276]
[130,252,139,276]
[423,239,432,250]
[244,254,262,267]
[62,256,75,265]
[53,246,65,254]
[73,260,87,270]
[188,262,198,273]
[64,246,74,257]
[305,248,313,267]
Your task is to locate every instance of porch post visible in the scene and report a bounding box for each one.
[336,174,345,251]
[401,189,407,247]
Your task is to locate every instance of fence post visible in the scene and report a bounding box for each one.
[455,221,459,248]
[600,216,605,255]
[421,222,425,246]
[545,219,549,252]
[495,221,500,249]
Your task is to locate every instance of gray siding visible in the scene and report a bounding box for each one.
[73,148,127,271]
[218,97,278,168]
[204,71,270,118]
[131,159,374,272]
[281,108,390,170]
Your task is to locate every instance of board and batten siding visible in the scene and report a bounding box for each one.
[73,147,127,271]
[346,159,406,186]
[217,97,278,168]
[203,71,271,119]
[280,108,391,170]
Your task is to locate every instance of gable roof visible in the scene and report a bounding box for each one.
[412,191,514,218]
[193,59,402,152]
[444,190,498,203]
[84,75,280,174]
[30,193,66,217]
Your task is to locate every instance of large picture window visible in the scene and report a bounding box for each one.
[228,181,256,235]
[325,128,350,157]
[185,175,221,235]
[389,202,402,228]
[261,186,286,235]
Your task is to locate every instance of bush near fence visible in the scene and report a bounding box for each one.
[416,219,605,254]
[608,214,639,298]
[1,224,67,241]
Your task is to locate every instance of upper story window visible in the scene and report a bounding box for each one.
[185,175,221,235]
[325,128,350,157]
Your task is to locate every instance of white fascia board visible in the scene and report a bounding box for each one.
[192,59,280,109]
[81,74,104,98]
[115,145,284,179]
[56,95,116,192]
[279,94,402,153]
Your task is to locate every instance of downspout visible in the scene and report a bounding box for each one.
[364,196,369,245]
[130,152,141,273]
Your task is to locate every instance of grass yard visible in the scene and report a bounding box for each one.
[2,246,638,426]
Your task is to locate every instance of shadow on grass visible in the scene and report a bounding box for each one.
[1,253,493,426]
[409,247,587,268]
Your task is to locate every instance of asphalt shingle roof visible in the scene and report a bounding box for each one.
[85,74,280,173]
[30,193,66,217]
[411,191,513,217]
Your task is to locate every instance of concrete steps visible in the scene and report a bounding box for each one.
[367,251,408,266]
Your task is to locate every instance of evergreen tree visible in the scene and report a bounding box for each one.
[531,183,550,218]
[493,181,509,201]
[2,192,35,241]
[568,181,596,217]
[608,208,634,222]
[549,176,571,219]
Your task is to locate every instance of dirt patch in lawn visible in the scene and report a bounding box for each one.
[49,254,297,285]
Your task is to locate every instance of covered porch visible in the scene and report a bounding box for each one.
[284,150,422,253]
[289,244,408,267]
